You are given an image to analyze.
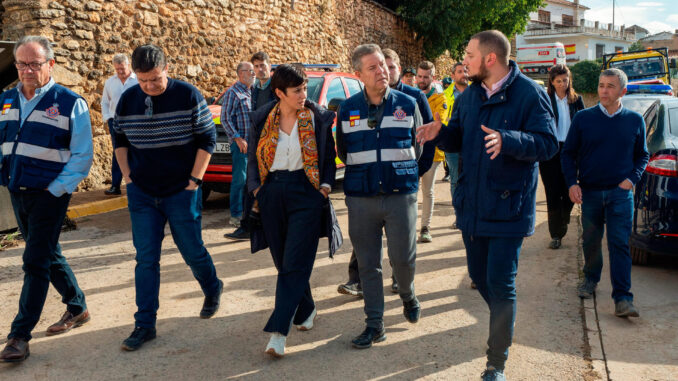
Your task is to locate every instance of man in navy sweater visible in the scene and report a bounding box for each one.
[112,44,223,351]
[561,68,649,318]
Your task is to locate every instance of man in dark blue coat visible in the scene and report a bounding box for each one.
[417,30,558,381]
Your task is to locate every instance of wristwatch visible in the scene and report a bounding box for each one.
[189,176,203,186]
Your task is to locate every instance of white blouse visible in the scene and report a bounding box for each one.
[270,121,304,171]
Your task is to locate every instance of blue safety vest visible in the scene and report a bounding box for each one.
[339,90,419,197]
[0,85,79,191]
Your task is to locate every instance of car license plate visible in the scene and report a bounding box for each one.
[215,142,230,153]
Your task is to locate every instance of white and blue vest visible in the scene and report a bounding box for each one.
[0,85,79,191]
[339,90,419,196]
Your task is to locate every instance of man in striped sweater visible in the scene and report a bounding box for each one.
[112,44,223,351]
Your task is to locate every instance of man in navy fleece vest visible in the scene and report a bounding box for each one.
[561,68,649,318]
[112,44,223,351]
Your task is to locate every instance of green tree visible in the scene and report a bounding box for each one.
[628,40,645,52]
[392,0,544,59]
[571,60,601,93]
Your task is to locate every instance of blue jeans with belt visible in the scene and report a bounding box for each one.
[8,191,87,341]
[257,170,325,336]
[126,183,221,328]
[463,234,523,371]
[581,186,634,302]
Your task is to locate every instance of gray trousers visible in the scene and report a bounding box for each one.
[345,193,417,330]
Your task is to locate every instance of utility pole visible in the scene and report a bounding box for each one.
[612,0,615,31]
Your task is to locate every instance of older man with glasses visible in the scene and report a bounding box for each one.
[0,35,93,362]
[221,62,255,229]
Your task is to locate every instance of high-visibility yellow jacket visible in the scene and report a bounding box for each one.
[427,92,449,162]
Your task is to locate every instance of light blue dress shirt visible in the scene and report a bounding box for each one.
[598,102,624,118]
[17,78,93,196]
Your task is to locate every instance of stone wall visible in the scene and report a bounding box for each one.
[1,0,423,190]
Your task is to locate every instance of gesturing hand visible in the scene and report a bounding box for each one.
[481,125,502,160]
[416,112,443,145]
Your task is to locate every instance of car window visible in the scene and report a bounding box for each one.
[621,98,658,117]
[325,78,346,105]
[345,78,363,96]
[307,77,324,103]
[669,107,678,137]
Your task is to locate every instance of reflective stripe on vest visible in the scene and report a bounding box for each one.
[347,147,416,165]
[26,111,70,130]
[1,142,14,155]
[0,109,20,122]
[14,142,71,163]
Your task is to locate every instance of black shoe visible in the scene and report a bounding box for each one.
[224,227,249,240]
[351,326,386,349]
[200,279,224,318]
[104,186,121,195]
[549,238,562,249]
[121,327,156,351]
[403,297,421,323]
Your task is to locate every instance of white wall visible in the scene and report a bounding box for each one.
[528,1,585,24]
[517,35,632,62]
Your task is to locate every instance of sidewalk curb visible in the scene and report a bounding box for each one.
[577,206,609,381]
[66,196,128,219]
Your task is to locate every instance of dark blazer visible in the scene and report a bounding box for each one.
[549,92,585,123]
[246,100,342,255]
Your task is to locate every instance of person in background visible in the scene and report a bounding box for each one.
[541,64,585,249]
[444,62,469,229]
[221,62,255,229]
[101,53,137,196]
[247,64,337,357]
[416,60,449,243]
[401,67,416,87]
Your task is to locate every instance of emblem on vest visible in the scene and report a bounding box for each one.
[393,106,407,121]
[45,103,60,119]
[349,110,360,127]
[2,101,11,115]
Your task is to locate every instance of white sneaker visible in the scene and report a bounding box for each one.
[229,216,240,228]
[296,308,317,331]
[265,333,286,357]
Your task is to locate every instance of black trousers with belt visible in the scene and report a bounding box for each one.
[539,143,574,240]
[257,170,325,336]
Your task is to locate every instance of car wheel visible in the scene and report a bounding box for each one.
[539,67,548,74]
[630,245,649,265]
[201,185,212,204]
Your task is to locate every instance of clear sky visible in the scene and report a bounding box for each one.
[582,0,678,35]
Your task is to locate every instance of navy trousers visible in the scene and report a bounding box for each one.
[8,191,87,341]
[257,170,324,336]
[463,234,523,371]
[108,119,122,188]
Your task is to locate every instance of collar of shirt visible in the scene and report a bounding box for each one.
[17,77,56,124]
[453,84,463,100]
[254,78,271,90]
[598,102,623,118]
[362,86,390,106]
[117,72,137,85]
[425,87,437,98]
[233,80,251,93]
[481,68,512,99]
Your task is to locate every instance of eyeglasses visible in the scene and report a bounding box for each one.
[239,69,255,74]
[14,61,48,71]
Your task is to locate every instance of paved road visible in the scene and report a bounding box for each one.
[0,178,675,380]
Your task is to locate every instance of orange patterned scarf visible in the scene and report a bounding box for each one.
[256,103,320,189]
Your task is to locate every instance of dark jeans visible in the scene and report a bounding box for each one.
[126,183,220,328]
[8,191,87,341]
[581,187,634,302]
[229,141,248,219]
[463,234,523,371]
[539,145,573,239]
[257,170,324,336]
[108,119,122,188]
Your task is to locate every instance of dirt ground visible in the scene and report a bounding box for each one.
[0,178,641,380]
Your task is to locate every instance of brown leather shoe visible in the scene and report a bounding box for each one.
[0,338,29,362]
[46,310,90,336]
